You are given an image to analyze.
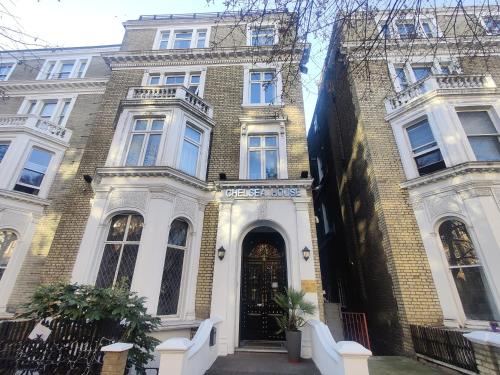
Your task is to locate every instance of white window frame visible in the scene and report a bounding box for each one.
[454,107,500,162]
[142,67,207,97]
[18,95,77,128]
[153,27,211,50]
[36,56,91,80]
[0,62,16,81]
[242,64,283,106]
[178,122,203,177]
[247,24,278,46]
[247,134,280,180]
[479,12,500,35]
[376,14,441,40]
[124,117,166,167]
[239,118,288,179]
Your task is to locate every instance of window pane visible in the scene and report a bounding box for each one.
[458,111,497,134]
[18,169,44,186]
[159,32,170,49]
[107,215,128,241]
[265,136,277,147]
[149,75,161,85]
[115,244,139,290]
[395,68,408,89]
[126,215,144,241]
[157,247,184,315]
[0,143,9,162]
[251,83,261,103]
[125,134,145,166]
[166,75,185,85]
[174,38,191,49]
[412,66,432,81]
[250,72,260,81]
[249,137,261,147]
[190,75,200,84]
[264,72,274,81]
[95,244,121,288]
[180,140,199,176]
[439,220,479,266]
[249,151,261,179]
[265,150,278,179]
[0,231,17,280]
[407,120,436,152]
[450,267,497,321]
[40,102,56,118]
[134,119,148,131]
[168,219,189,246]
[151,119,164,131]
[469,137,500,161]
[185,126,201,143]
[264,82,276,104]
[143,134,161,166]
[415,150,445,175]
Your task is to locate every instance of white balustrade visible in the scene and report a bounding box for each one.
[302,319,372,375]
[156,317,222,375]
[385,74,496,113]
[0,114,71,143]
[127,85,213,118]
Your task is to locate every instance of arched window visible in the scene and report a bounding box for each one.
[0,231,17,280]
[157,219,189,315]
[439,219,498,321]
[96,213,143,290]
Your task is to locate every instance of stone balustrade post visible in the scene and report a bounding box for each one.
[100,342,134,375]
[464,331,500,375]
[156,337,193,375]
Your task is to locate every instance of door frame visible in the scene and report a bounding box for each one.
[234,221,292,347]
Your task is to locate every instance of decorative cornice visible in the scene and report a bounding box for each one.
[0,78,109,96]
[401,162,500,189]
[0,189,50,207]
[103,45,305,69]
[96,166,211,191]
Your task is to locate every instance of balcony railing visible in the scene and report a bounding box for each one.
[126,85,213,118]
[0,115,72,143]
[385,74,497,113]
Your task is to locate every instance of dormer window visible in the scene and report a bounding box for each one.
[250,27,275,46]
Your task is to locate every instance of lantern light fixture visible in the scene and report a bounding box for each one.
[217,246,226,260]
[302,246,311,261]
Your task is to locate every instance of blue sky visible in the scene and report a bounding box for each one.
[3,0,325,129]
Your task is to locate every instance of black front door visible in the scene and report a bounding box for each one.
[240,230,287,341]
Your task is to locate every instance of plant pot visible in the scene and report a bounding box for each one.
[286,330,302,363]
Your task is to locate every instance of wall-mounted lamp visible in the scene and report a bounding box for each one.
[300,171,309,178]
[217,246,226,260]
[219,173,227,180]
[83,174,93,184]
[302,246,311,261]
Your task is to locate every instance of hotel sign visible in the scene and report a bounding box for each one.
[224,186,301,198]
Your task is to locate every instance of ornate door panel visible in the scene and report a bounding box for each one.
[240,242,287,341]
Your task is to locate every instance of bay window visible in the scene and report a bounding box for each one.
[406,119,445,176]
[179,124,201,176]
[0,142,10,162]
[14,148,53,195]
[457,110,500,161]
[125,118,165,167]
[248,135,278,179]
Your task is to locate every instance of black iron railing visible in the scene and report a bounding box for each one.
[410,324,478,373]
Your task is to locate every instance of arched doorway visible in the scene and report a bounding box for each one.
[240,226,287,343]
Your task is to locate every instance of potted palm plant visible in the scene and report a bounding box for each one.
[274,288,316,362]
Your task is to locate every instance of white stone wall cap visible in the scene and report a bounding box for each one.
[156,337,194,352]
[335,341,373,356]
[464,331,500,348]
[101,342,134,352]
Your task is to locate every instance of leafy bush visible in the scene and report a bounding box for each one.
[273,288,316,332]
[19,283,160,371]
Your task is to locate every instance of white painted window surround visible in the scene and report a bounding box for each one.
[37,57,91,80]
[106,107,211,181]
[18,95,77,128]
[376,14,441,40]
[153,27,211,50]
[242,64,283,107]
[239,118,288,179]
[246,23,278,46]
[389,97,500,180]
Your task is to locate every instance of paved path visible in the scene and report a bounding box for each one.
[206,353,456,375]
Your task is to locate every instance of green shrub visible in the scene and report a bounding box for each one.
[19,282,160,372]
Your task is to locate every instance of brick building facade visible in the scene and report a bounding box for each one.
[309,6,500,356]
[0,11,323,357]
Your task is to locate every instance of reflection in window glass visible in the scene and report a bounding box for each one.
[0,142,9,162]
[406,119,445,175]
[125,118,164,166]
[180,125,201,176]
[248,134,278,179]
[0,231,17,280]
[439,220,498,321]
[14,148,53,195]
[457,111,500,161]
